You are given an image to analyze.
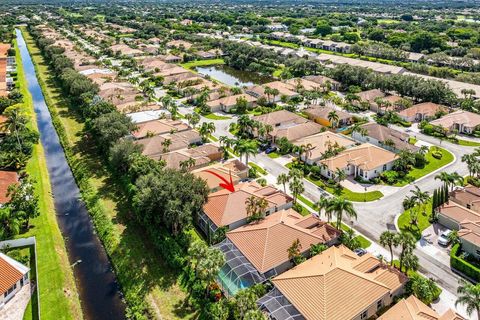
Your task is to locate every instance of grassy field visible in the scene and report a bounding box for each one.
[249,162,267,175]
[181,58,225,69]
[398,200,432,240]
[14,36,83,320]
[394,147,454,187]
[456,138,480,146]
[203,113,231,120]
[22,29,195,319]
[305,175,383,202]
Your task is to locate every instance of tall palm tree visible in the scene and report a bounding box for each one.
[456,280,480,320]
[395,232,416,272]
[435,172,462,191]
[199,122,215,142]
[410,186,430,216]
[328,197,357,229]
[289,177,305,204]
[462,153,477,177]
[379,231,397,266]
[316,196,333,222]
[334,168,347,185]
[161,138,172,153]
[234,139,258,165]
[245,195,258,219]
[327,110,339,129]
[277,173,290,193]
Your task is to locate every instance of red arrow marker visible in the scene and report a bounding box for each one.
[204,169,236,192]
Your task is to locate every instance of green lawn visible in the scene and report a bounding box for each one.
[456,138,480,146]
[377,19,400,24]
[394,147,454,186]
[203,113,231,120]
[15,35,83,320]
[249,162,267,175]
[267,152,280,159]
[397,201,432,240]
[180,58,225,69]
[264,39,299,49]
[298,195,317,211]
[305,175,383,202]
[338,224,372,249]
[23,29,196,319]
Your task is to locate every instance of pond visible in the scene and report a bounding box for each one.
[195,64,273,87]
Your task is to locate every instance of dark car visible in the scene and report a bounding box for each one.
[354,248,367,256]
[265,146,277,154]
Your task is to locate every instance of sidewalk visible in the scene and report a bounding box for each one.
[0,284,34,320]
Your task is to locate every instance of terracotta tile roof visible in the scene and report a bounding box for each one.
[207,94,257,108]
[135,129,201,158]
[109,44,143,56]
[133,119,190,139]
[293,132,355,160]
[379,295,464,320]
[159,144,222,170]
[0,252,28,296]
[272,245,407,320]
[438,201,480,225]
[304,105,353,121]
[302,75,340,86]
[248,81,299,98]
[431,110,480,129]
[398,102,447,119]
[357,89,385,102]
[0,171,18,204]
[226,209,341,273]
[358,123,420,152]
[458,221,480,247]
[193,160,248,190]
[203,181,293,228]
[284,78,323,92]
[451,186,480,205]
[320,143,397,171]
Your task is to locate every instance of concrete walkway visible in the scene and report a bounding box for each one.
[0,284,34,320]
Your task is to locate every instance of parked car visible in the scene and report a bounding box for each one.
[265,146,277,154]
[259,143,270,151]
[354,248,367,256]
[437,230,452,246]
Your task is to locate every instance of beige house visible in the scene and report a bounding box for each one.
[293,132,355,164]
[215,209,341,296]
[252,110,323,142]
[450,186,480,213]
[258,245,407,320]
[355,89,385,109]
[351,123,419,153]
[0,252,30,310]
[192,160,248,191]
[398,102,447,122]
[302,75,340,91]
[135,130,202,159]
[199,181,293,235]
[303,105,354,127]
[246,81,299,102]
[378,295,464,320]
[206,94,257,112]
[132,119,190,139]
[109,44,143,57]
[430,110,480,134]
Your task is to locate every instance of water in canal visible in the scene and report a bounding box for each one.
[16,29,127,319]
[196,64,273,87]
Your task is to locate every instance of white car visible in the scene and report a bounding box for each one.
[437,230,452,246]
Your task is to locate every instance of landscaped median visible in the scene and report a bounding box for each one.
[397,201,432,240]
[305,175,384,202]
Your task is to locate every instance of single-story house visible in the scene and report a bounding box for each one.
[378,295,464,320]
[109,44,143,57]
[166,40,193,50]
[458,221,480,259]
[246,81,299,103]
[0,252,30,310]
[159,143,223,171]
[354,89,386,108]
[0,171,18,206]
[430,110,480,134]
[126,109,172,123]
[351,123,420,153]
[135,130,202,159]
[450,186,480,213]
[215,209,341,296]
[370,95,404,113]
[198,181,293,235]
[258,245,407,320]
[206,94,257,113]
[132,119,190,139]
[192,160,248,192]
[319,143,397,180]
[302,75,341,91]
[303,105,354,127]
[293,132,355,164]
[398,102,447,122]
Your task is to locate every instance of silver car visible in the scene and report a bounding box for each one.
[437,230,452,246]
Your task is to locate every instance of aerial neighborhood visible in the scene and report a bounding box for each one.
[2,1,480,320]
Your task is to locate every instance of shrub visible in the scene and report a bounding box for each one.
[450,244,480,282]
[432,151,443,159]
[380,170,399,185]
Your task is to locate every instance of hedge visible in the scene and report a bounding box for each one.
[450,243,480,282]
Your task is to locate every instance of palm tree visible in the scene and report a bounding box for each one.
[456,280,480,320]
[234,139,258,165]
[302,143,314,164]
[395,232,416,272]
[333,168,347,186]
[2,107,28,151]
[435,172,463,191]
[289,177,305,204]
[185,112,200,128]
[402,251,419,274]
[245,195,258,219]
[382,138,396,149]
[462,153,477,177]
[410,186,430,216]
[379,231,397,266]
[161,138,172,153]
[327,110,339,129]
[199,122,215,142]
[328,197,357,229]
[316,196,333,222]
[277,173,290,193]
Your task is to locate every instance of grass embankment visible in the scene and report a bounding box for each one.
[181,58,225,69]
[248,162,267,175]
[305,175,383,202]
[394,148,454,187]
[456,138,480,146]
[14,36,83,320]
[397,201,432,240]
[22,29,193,319]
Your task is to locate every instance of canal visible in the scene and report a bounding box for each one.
[16,29,127,319]
[196,64,273,87]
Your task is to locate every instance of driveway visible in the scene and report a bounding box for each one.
[0,284,34,320]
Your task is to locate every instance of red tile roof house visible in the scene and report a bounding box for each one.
[397,102,447,123]
[0,171,18,206]
[198,181,293,237]
[430,110,480,135]
[0,252,30,309]
[214,209,341,296]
